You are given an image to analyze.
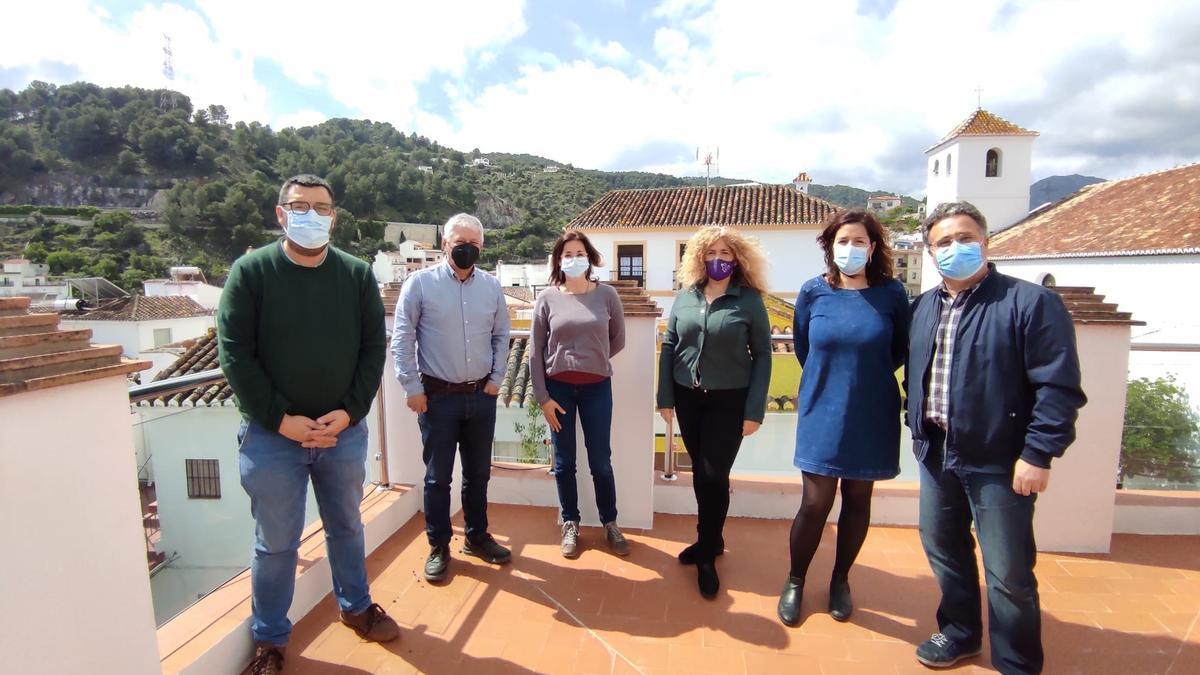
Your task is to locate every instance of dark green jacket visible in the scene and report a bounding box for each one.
[217,241,386,431]
[657,283,773,422]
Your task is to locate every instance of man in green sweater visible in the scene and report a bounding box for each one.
[218,174,398,675]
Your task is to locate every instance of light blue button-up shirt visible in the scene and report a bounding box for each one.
[391,261,511,396]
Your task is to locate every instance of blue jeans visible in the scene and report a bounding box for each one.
[417,390,497,546]
[546,377,618,524]
[919,459,1042,674]
[238,419,371,646]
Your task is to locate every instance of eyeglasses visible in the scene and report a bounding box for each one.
[282,201,335,216]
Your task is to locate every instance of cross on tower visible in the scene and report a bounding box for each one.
[974,86,984,109]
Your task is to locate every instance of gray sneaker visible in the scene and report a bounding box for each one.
[604,522,630,556]
[561,521,580,558]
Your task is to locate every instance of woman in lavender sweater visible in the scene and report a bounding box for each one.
[530,231,628,558]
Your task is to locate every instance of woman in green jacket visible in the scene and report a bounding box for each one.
[657,225,773,599]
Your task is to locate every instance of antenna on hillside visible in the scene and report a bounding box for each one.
[696,146,720,223]
[159,34,177,110]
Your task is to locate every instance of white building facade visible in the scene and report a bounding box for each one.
[987,163,1200,420]
[570,183,837,313]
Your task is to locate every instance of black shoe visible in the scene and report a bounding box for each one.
[697,561,720,599]
[462,534,512,564]
[828,577,853,621]
[424,544,449,582]
[777,576,803,626]
[677,540,724,565]
[915,633,983,668]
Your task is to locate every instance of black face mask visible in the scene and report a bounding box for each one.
[450,243,480,269]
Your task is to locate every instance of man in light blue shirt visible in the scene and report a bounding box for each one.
[391,213,512,582]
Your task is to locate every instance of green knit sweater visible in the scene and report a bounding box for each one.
[217,241,386,431]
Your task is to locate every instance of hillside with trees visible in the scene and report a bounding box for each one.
[1,81,916,287]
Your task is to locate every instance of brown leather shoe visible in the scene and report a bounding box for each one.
[340,603,401,643]
[246,642,284,675]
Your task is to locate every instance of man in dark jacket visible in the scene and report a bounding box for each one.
[907,202,1086,674]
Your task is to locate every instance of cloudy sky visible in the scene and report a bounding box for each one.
[3,0,1198,196]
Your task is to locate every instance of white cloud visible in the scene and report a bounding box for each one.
[0,1,271,122]
[4,0,1196,194]
[1,0,528,130]
[432,0,1200,195]
[652,28,690,65]
[274,109,328,130]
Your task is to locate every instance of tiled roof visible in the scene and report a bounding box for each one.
[989,163,1200,259]
[792,172,811,182]
[68,295,212,322]
[498,337,534,408]
[0,296,149,398]
[567,184,838,229]
[869,194,901,201]
[137,328,231,407]
[929,108,1038,151]
[502,287,535,304]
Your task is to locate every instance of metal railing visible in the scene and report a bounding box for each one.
[129,369,225,404]
[659,333,796,480]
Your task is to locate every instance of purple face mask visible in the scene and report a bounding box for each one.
[705,258,737,281]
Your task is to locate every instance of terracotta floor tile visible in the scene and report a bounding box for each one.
[535,644,581,674]
[270,505,1199,675]
[667,643,744,673]
[1157,594,1200,614]
[1090,611,1170,633]
[743,650,821,672]
[1057,560,1133,579]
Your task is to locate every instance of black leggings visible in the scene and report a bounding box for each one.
[788,472,874,581]
[673,384,749,561]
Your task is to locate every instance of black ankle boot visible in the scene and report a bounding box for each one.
[777,576,803,626]
[678,540,724,565]
[829,576,852,621]
[697,561,720,598]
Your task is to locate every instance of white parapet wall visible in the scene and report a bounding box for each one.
[0,376,161,675]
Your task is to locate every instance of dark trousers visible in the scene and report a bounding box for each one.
[546,377,618,524]
[418,390,497,546]
[919,456,1042,674]
[673,383,748,561]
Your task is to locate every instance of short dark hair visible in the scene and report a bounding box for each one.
[816,208,894,288]
[278,174,335,205]
[547,230,603,284]
[922,201,986,243]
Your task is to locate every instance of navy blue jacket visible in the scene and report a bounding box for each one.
[906,266,1087,472]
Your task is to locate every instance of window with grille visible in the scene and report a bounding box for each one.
[185,459,221,499]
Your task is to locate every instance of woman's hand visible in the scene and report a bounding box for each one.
[658,407,674,425]
[541,399,566,433]
[742,420,761,436]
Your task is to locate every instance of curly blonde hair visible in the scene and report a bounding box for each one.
[677,225,770,292]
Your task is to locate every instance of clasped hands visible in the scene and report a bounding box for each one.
[278,409,351,448]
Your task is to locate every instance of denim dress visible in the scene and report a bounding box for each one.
[792,276,910,480]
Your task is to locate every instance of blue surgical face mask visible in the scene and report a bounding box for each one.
[833,243,869,276]
[560,256,589,279]
[282,208,333,250]
[935,241,985,280]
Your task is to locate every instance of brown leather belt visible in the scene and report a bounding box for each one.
[420,374,486,394]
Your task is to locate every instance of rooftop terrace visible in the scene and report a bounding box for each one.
[268,505,1198,674]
